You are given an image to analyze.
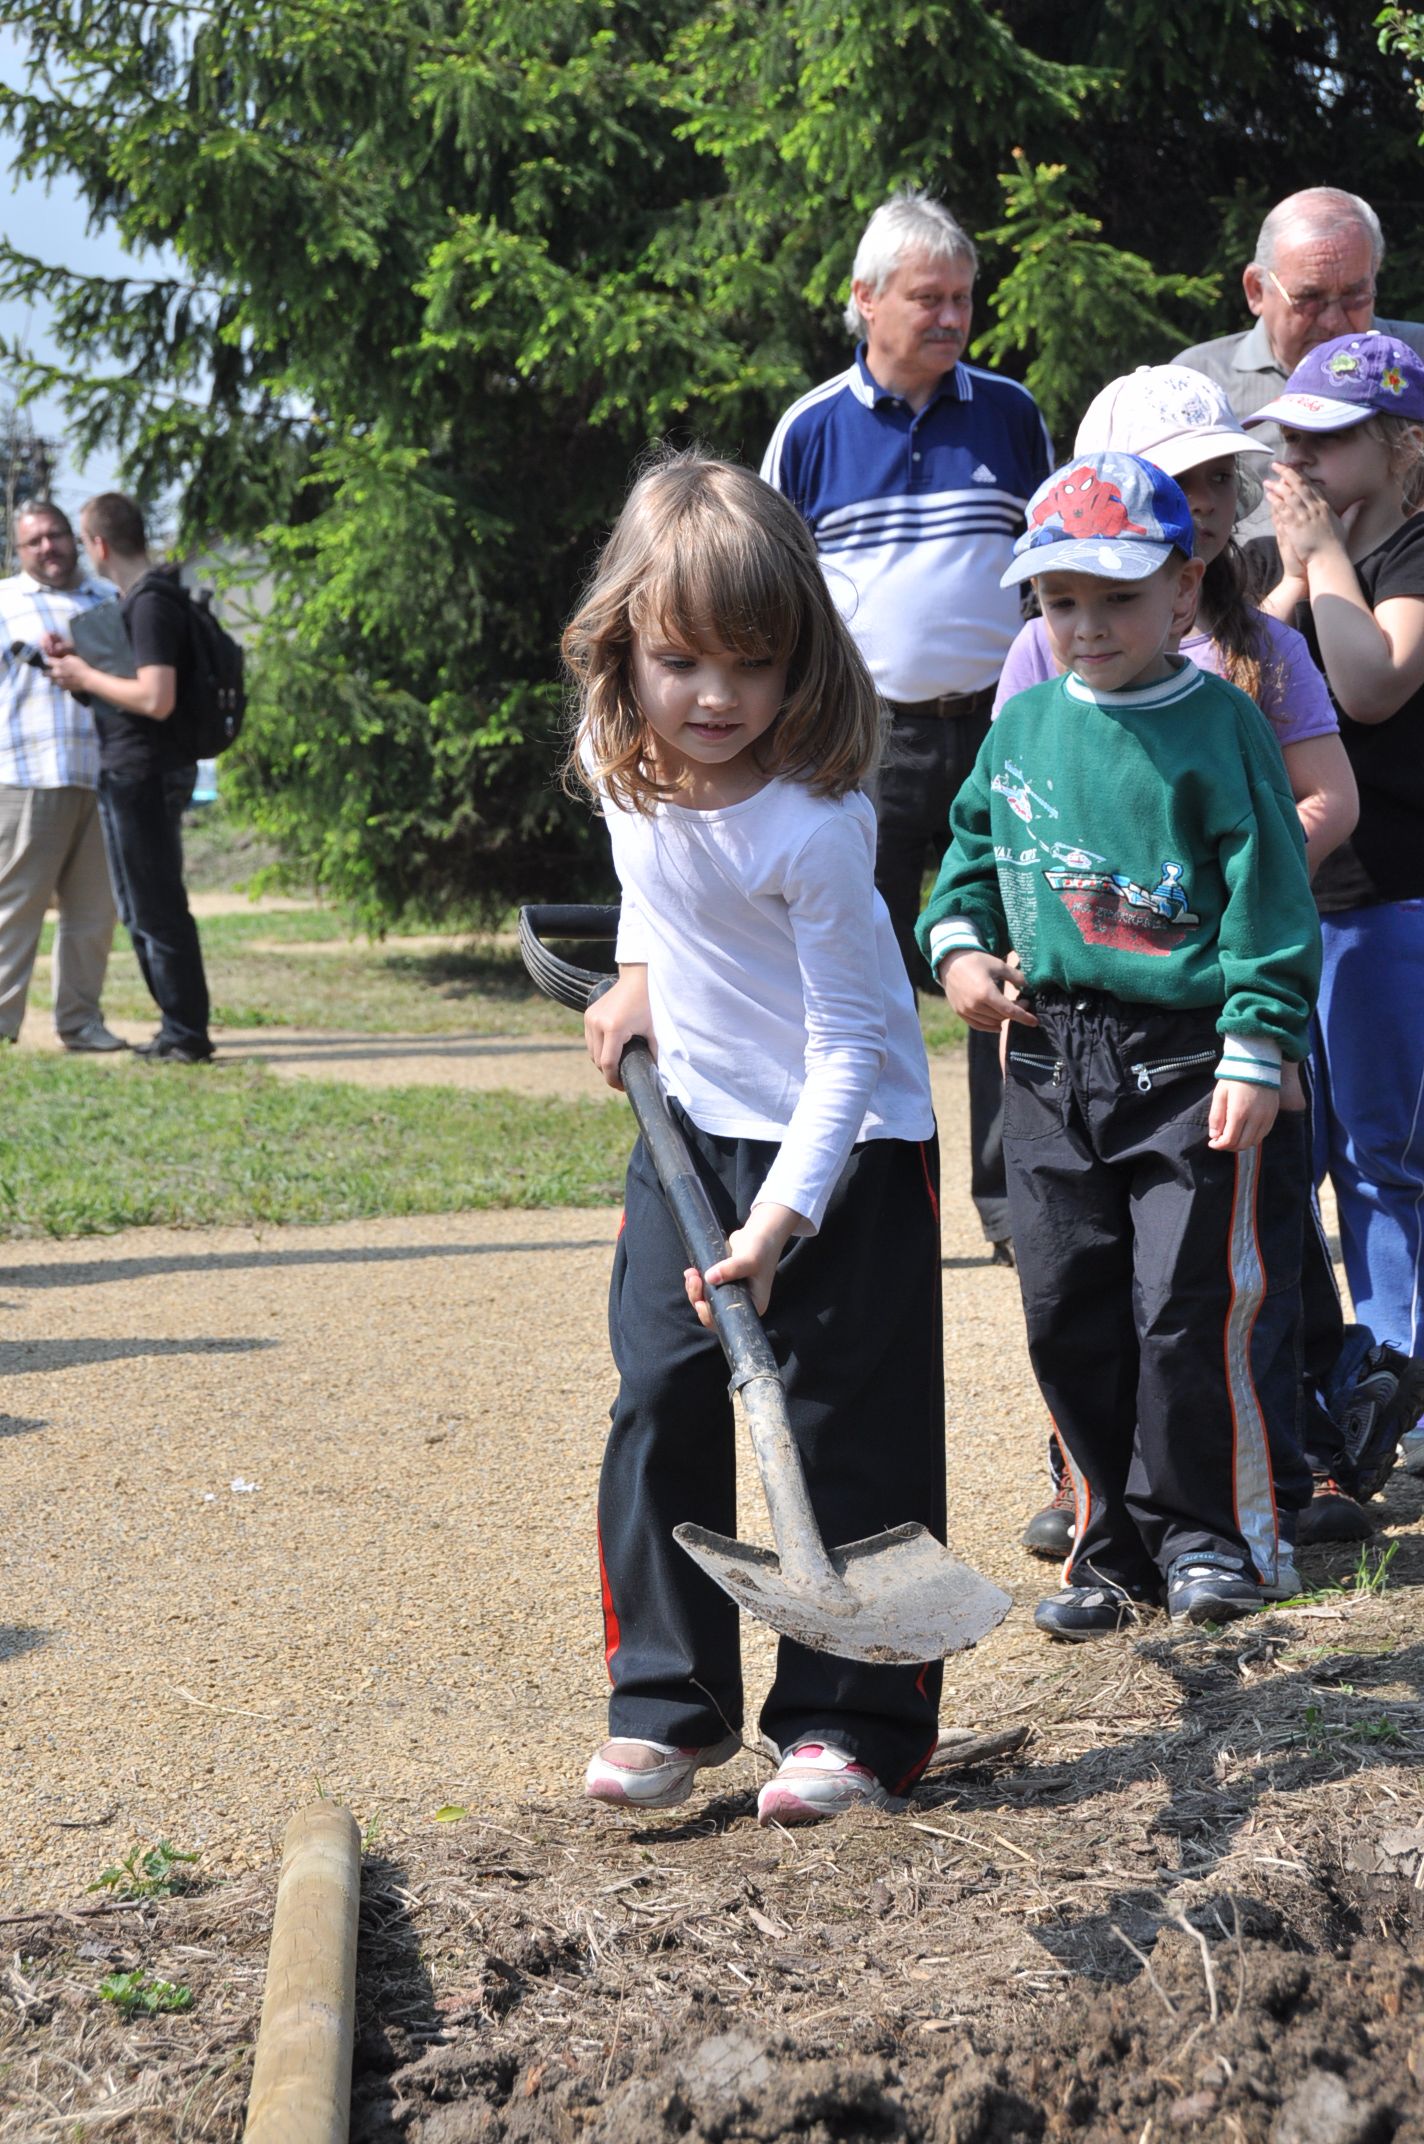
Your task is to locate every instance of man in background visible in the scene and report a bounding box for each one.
[45,493,213,1063]
[1176,187,1424,540]
[0,500,125,1051]
[763,188,1052,1261]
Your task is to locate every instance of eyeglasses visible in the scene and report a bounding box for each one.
[1265,267,1376,321]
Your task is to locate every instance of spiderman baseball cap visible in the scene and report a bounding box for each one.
[1000,450,1195,588]
[1244,331,1424,432]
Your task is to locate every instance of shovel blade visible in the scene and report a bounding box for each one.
[673,1520,1012,1664]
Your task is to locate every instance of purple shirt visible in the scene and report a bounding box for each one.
[992,613,1338,748]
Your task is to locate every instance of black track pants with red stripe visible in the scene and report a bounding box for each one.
[598,1111,945,1796]
[1002,990,1301,1595]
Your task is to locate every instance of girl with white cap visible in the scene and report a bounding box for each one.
[995,365,1358,874]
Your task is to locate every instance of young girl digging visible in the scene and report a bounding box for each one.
[562,451,944,1828]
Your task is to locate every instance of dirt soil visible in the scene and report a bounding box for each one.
[2,1041,1422,2140]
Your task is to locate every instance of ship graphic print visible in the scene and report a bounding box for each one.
[1043,855,1200,956]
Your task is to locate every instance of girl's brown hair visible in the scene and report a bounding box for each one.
[562,449,884,812]
[1361,412,1424,511]
[1201,539,1273,704]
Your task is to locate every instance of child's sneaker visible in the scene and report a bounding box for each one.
[1333,1344,1424,1498]
[1399,1423,1424,1475]
[756,1742,905,1826]
[1165,1554,1260,1626]
[1033,1579,1150,1641]
[584,1733,741,1811]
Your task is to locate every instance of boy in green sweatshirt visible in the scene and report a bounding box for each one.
[917,450,1321,1636]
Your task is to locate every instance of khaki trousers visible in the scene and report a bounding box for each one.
[0,783,117,1041]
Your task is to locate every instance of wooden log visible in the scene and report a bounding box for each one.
[244,1803,362,2144]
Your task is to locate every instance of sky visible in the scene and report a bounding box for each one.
[1,27,177,516]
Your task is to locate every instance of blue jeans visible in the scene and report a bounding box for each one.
[98,762,211,1055]
[1312,900,1424,1357]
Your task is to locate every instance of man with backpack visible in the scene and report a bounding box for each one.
[43,493,219,1062]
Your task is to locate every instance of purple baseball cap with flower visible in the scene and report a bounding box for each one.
[1245,331,1424,433]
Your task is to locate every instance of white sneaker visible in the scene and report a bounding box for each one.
[60,1019,129,1053]
[756,1741,905,1827]
[584,1733,741,1810]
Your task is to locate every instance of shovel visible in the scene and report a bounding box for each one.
[519,905,1012,1666]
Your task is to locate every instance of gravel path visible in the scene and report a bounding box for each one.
[2,1044,1068,1909]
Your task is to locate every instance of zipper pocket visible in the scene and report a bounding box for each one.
[1127,1050,1216,1094]
[1009,1052,1064,1086]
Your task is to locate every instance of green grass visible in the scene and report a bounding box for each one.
[919,993,966,1051]
[38,904,580,1037]
[14,833,964,1235]
[0,1058,630,1236]
[36,899,967,1043]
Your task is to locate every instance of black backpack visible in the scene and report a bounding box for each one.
[141,571,247,759]
[179,585,247,758]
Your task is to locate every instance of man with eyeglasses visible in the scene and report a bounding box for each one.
[0,501,125,1050]
[1175,187,1424,539]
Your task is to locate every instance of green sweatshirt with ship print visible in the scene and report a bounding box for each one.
[914,662,1322,1074]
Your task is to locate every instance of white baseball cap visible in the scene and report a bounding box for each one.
[1074,366,1271,475]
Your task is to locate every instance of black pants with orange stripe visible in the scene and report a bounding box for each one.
[1003,990,1305,1597]
[599,1112,945,1795]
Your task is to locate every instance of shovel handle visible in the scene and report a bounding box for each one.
[616,1039,845,1601]
[517,906,846,1600]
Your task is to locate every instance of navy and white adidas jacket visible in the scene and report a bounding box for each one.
[761,348,1052,702]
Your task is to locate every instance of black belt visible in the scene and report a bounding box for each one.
[885,687,995,720]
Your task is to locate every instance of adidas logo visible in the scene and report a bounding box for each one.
[972,463,997,483]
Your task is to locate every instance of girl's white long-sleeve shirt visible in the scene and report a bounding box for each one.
[602,778,935,1233]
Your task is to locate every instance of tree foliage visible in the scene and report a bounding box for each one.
[3,1,1423,921]
[1,403,59,570]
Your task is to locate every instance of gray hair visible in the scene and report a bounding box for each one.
[12,497,71,539]
[843,189,977,338]
[1254,188,1385,275]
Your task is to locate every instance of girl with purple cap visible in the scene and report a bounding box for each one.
[1248,331,1424,1467]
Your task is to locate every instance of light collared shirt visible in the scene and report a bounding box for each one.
[1174,314,1424,537]
[0,570,121,788]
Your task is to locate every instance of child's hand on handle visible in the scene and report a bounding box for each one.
[937,949,1040,1033]
[1208,1078,1280,1152]
[684,1201,803,1325]
[584,963,653,1090]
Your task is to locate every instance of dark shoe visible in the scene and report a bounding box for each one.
[134,1036,214,1064]
[1335,1344,1424,1498]
[1021,1476,1076,1560]
[1034,1580,1149,1641]
[988,1238,1016,1269]
[1166,1554,1261,1626]
[60,1018,129,1053]
[1295,1476,1375,1545]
